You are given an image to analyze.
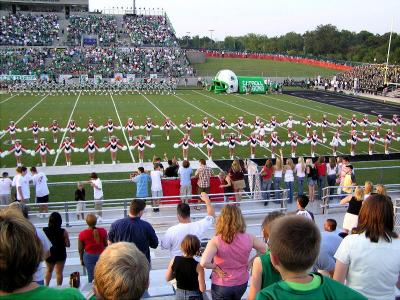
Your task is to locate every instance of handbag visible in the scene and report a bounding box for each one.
[70,271,80,288]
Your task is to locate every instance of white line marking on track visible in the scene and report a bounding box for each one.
[139,92,210,160]
[110,94,135,163]
[0,93,18,104]
[0,94,48,140]
[53,92,81,166]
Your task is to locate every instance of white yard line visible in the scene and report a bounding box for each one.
[139,92,210,160]
[264,94,400,152]
[194,91,337,155]
[0,94,48,140]
[174,94,272,154]
[0,93,18,104]
[53,92,81,166]
[110,94,135,163]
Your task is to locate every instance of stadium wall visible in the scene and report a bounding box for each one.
[186,50,206,64]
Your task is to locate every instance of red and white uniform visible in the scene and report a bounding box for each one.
[218,118,228,130]
[303,118,315,129]
[288,133,301,147]
[268,133,282,147]
[83,139,99,153]
[49,122,61,133]
[87,122,98,134]
[162,119,176,130]
[28,122,40,134]
[392,115,398,127]
[200,136,220,149]
[105,121,118,133]
[336,116,344,128]
[348,133,361,145]
[144,120,157,132]
[132,138,153,151]
[175,137,196,150]
[320,117,330,128]
[35,142,51,155]
[253,117,261,130]
[5,123,18,135]
[350,116,358,129]
[60,141,75,154]
[285,117,295,129]
[361,115,369,127]
[67,121,77,133]
[232,117,246,130]
[330,134,344,147]
[201,119,211,130]
[376,115,384,126]
[368,132,377,145]
[9,143,27,157]
[256,123,267,139]
[105,140,124,153]
[125,120,137,132]
[247,135,260,148]
[384,131,393,144]
[307,134,323,146]
[227,136,242,149]
[182,119,193,131]
[270,117,279,129]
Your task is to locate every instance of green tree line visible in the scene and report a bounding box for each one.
[178,24,400,64]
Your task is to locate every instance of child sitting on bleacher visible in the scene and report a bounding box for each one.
[165,235,205,300]
[256,215,367,300]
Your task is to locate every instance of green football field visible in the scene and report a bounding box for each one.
[1,89,400,168]
[192,57,338,77]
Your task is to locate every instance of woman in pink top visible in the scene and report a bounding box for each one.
[200,205,266,300]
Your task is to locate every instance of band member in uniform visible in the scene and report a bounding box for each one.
[131,135,155,163]
[347,130,362,156]
[180,117,193,136]
[360,114,370,136]
[124,117,139,141]
[141,117,158,140]
[267,132,283,159]
[304,130,324,158]
[58,137,75,166]
[48,120,61,143]
[302,115,315,137]
[329,131,345,157]
[25,121,41,144]
[199,133,220,160]
[7,139,29,166]
[174,134,197,161]
[104,136,126,164]
[34,138,54,167]
[83,136,100,165]
[225,133,242,160]
[217,117,228,139]
[286,131,302,158]
[160,117,176,141]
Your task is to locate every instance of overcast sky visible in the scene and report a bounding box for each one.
[89,0,399,40]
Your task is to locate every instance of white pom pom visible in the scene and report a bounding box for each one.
[99,147,106,153]
[25,150,32,154]
[134,126,140,130]
[159,126,164,131]
[96,127,102,132]
[16,128,22,133]
[40,127,45,132]
[82,128,87,132]
[198,143,204,148]
[44,127,49,132]
[0,130,3,135]
[56,149,62,154]
[286,141,290,145]
[150,144,155,148]
[73,148,79,153]
[340,142,346,147]
[154,125,159,128]
[210,123,215,127]
[116,126,121,130]
[49,149,55,155]
[79,148,85,153]
[31,151,35,157]
[240,141,247,146]
[230,123,235,127]
[323,138,327,143]
[129,145,134,150]
[122,146,127,151]
[215,125,220,130]
[173,143,179,149]
[179,124,184,128]
[139,126,144,129]
[193,143,198,148]
[23,127,28,132]
[76,127,82,132]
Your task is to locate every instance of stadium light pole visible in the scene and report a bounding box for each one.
[383,18,393,85]
[133,0,136,14]
[186,32,190,48]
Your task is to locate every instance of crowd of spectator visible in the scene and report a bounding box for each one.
[123,15,177,46]
[0,13,59,46]
[66,15,118,46]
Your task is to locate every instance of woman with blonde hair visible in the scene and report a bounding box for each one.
[376,184,387,196]
[364,181,373,199]
[273,154,283,202]
[283,153,295,203]
[340,186,364,233]
[305,158,317,202]
[200,205,266,300]
[78,213,107,283]
[228,160,246,203]
[295,156,306,196]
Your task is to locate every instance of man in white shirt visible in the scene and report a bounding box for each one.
[30,167,50,218]
[90,172,103,222]
[0,172,13,205]
[16,166,30,204]
[150,163,163,213]
[161,193,215,258]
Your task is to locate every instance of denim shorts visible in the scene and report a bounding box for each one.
[211,282,247,300]
[175,288,203,300]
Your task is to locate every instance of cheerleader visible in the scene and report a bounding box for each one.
[367,130,377,155]
[7,139,29,166]
[104,118,120,140]
[217,117,228,139]
[225,133,242,160]
[85,119,99,136]
[104,136,126,164]
[230,116,247,138]
[66,120,79,142]
[329,132,345,157]
[360,114,370,136]
[125,118,139,141]
[160,117,176,141]
[174,134,197,161]
[383,129,393,155]
[374,114,384,136]
[25,121,41,144]
[58,137,75,166]
[199,133,220,160]
[302,115,315,137]
[130,135,155,162]
[347,130,362,156]
[391,114,398,133]
[253,116,262,130]
[349,114,359,131]
[283,115,299,137]
[286,131,302,158]
[180,117,193,136]
[304,130,324,158]
[199,117,213,138]
[34,138,54,167]
[48,120,61,143]
[269,116,279,131]
[267,132,283,159]
[244,132,260,159]
[142,117,158,140]
[4,121,20,144]
[83,136,100,165]
[255,122,268,144]
[319,114,331,138]
[335,115,344,134]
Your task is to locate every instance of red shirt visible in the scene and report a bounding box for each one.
[315,163,327,176]
[79,227,107,255]
[261,166,273,181]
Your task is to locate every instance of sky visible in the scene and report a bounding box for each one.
[89,0,399,40]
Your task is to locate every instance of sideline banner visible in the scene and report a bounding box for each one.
[94,74,102,85]
[126,74,136,82]
[0,74,36,81]
[79,74,88,85]
[238,76,266,94]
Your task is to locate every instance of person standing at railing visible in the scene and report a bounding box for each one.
[326,157,338,200]
[273,155,283,203]
[0,172,12,206]
[194,159,213,210]
[150,163,164,213]
[283,157,295,204]
[340,186,364,234]
[131,167,151,199]
[30,167,49,219]
[89,172,104,223]
[218,171,233,203]
[75,182,86,221]
[295,157,306,197]
[228,160,246,204]
[363,181,373,200]
[261,159,274,206]
[305,158,317,202]
[315,156,327,201]
[78,213,107,283]
[178,160,193,204]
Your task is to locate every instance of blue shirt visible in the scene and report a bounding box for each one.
[108,216,158,262]
[132,173,151,198]
[178,166,192,186]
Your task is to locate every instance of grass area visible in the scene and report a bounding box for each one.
[192,57,338,77]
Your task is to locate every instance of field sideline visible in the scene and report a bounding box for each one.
[1,90,400,169]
